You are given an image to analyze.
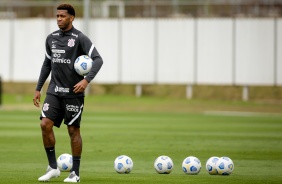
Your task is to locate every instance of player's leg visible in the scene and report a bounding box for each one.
[38,117,61,181]
[38,95,63,181]
[40,118,56,168]
[66,125,82,181]
[63,97,84,182]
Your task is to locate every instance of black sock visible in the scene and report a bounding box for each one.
[45,147,57,169]
[72,156,81,176]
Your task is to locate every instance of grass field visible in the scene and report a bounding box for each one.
[0,94,282,183]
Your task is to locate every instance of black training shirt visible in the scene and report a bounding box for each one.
[36,27,103,98]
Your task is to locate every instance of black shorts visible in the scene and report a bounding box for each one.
[40,95,84,128]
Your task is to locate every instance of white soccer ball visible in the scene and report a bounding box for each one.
[114,155,134,174]
[57,153,73,172]
[215,157,234,175]
[206,156,220,175]
[182,156,201,175]
[154,155,174,174]
[74,55,93,76]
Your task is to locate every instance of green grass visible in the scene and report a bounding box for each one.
[0,95,282,183]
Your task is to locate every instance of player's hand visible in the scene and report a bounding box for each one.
[33,90,41,108]
[73,79,89,93]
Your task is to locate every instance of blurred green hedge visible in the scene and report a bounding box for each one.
[2,82,282,101]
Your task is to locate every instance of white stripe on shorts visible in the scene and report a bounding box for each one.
[41,111,46,118]
[68,104,84,125]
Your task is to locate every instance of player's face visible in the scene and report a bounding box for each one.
[57,10,74,31]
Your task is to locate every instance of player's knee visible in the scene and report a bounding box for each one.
[68,126,81,139]
[40,118,53,131]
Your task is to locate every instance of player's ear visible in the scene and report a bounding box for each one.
[70,15,75,22]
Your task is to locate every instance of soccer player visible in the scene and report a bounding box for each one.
[33,4,103,182]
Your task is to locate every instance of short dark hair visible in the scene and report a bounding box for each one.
[57,4,75,17]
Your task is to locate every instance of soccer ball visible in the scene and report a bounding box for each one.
[154,156,174,174]
[74,55,93,76]
[206,156,220,175]
[182,156,201,175]
[215,157,234,175]
[114,155,133,174]
[57,153,73,172]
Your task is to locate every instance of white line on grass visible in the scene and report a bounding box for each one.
[203,111,282,117]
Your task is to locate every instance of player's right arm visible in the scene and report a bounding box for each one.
[33,37,52,107]
[33,90,41,107]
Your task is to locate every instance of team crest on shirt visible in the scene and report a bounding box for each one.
[68,38,75,47]
[43,103,49,111]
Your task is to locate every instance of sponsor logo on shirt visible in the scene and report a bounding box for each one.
[55,85,69,93]
[52,49,65,53]
[52,58,71,64]
[52,33,59,36]
[66,104,79,112]
[53,53,61,58]
[72,33,78,38]
[51,49,70,64]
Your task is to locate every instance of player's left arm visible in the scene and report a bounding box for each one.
[79,33,103,83]
[73,33,103,93]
